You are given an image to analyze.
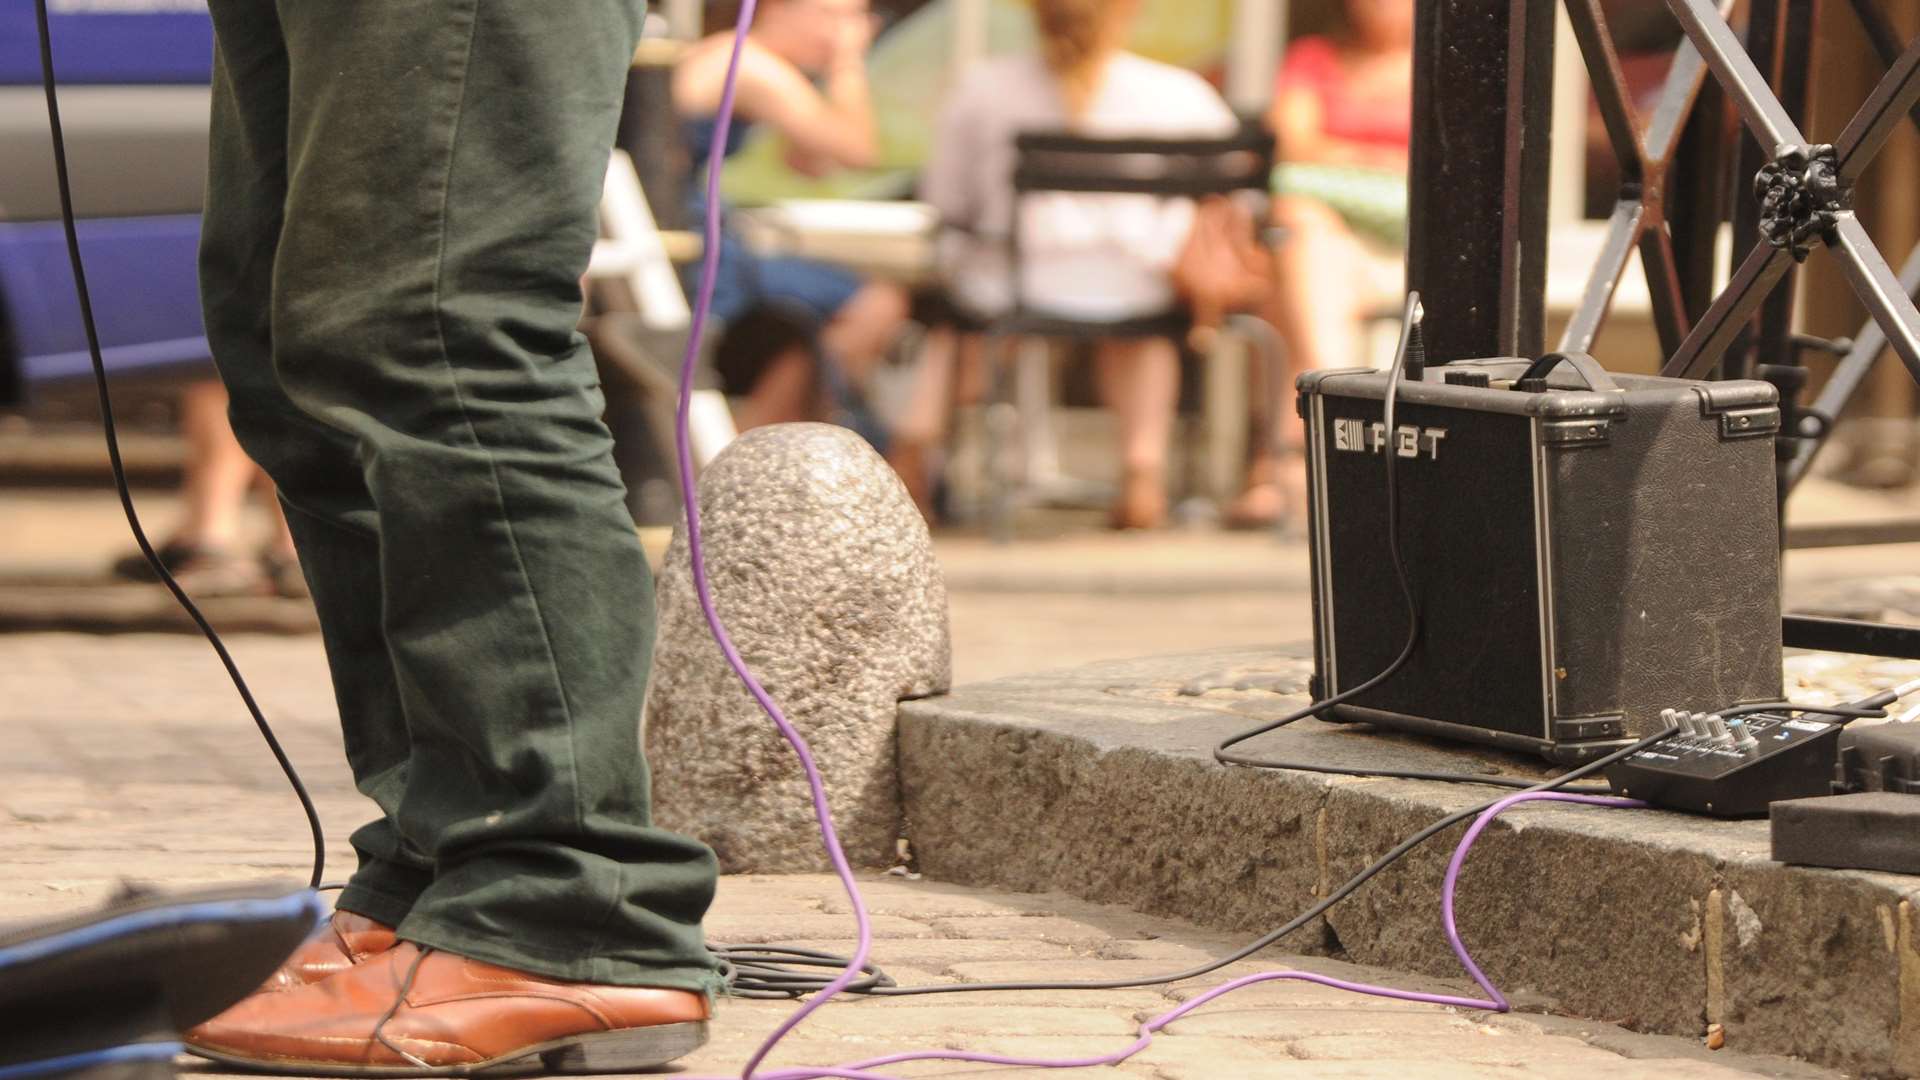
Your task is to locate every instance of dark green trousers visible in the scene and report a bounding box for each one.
[199,0,721,993]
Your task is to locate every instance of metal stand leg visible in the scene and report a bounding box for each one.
[1784,615,1920,659]
[983,333,1018,544]
[1014,338,1064,494]
[1783,240,1920,490]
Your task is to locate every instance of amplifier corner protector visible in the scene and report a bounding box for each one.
[1540,418,1614,447]
[1716,407,1782,441]
[1552,714,1627,741]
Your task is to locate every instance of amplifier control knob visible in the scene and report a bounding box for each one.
[1729,718,1759,752]
[1706,715,1733,743]
[1445,370,1492,388]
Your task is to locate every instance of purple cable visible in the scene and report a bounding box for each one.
[667,10,1645,1078]
[667,2,876,1076]
[671,789,1640,1079]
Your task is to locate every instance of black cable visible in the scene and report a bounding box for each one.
[1208,297,1610,795]
[708,298,1604,1001]
[716,296,1635,1001]
[1224,757,1612,793]
[730,723,1678,999]
[1719,702,1887,721]
[1843,676,1920,713]
[33,1,326,889]
[712,698,1920,999]
[712,944,896,999]
[1211,297,1422,763]
[734,305,1920,999]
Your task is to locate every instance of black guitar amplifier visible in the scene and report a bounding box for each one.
[1300,355,1784,763]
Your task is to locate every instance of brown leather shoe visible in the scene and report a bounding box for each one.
[185,943,710,1075]
[261,911,398,992]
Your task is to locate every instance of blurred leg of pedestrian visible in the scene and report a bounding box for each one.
[1095,337,1179,530]
[111,379,295,596]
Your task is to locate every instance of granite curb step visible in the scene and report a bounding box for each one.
[898,646,1920,1079]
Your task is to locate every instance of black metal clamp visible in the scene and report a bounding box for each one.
[1754,143,1841,263]
[1660,0,1920,389]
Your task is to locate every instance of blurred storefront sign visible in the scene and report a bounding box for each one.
[0,1,213,86]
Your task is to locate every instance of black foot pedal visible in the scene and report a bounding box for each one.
[0,882,323,1080]
[1771,792,1920,874]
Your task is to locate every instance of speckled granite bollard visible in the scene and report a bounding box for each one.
[646,423,951,872]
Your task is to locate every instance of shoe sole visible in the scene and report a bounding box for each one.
[187,1021,708,1077]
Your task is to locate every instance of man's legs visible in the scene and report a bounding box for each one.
[200,3,433,927]
[201,0,718,990]
[263,0,718,990]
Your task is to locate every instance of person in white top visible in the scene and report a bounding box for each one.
[893,0,1239,529]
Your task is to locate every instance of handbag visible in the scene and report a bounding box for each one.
[1170,195,1275,349]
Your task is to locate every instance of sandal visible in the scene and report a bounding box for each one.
[261,551,311,600]
[1225,447,1308,533]
[166,547,269,599]
[1110,466,1168,531]
[109,539,207,582]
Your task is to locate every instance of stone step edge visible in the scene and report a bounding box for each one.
[895,696,1920,1079]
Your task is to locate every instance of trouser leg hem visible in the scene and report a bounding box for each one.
[333,882,422,930]
[395,913,723,999]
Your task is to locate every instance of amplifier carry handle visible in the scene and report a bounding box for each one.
[1515,351,1621,394]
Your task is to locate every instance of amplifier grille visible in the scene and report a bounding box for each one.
[1317,399,1547,739]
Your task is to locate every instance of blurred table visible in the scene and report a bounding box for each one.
[654,230,704,265]
[731,199,940,284]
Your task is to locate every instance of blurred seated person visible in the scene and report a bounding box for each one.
[900,0,1242,529]
[1242,0,1412,525]
[110,380,304,598]
[673,0,910,436]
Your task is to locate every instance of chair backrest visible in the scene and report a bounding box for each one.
[1010,124,1275,199]
[1006,122,1275,318]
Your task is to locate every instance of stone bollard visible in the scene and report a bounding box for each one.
[646,423,951,872]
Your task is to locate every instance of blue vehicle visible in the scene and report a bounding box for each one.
[0,4,215,406]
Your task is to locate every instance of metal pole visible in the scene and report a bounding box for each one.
[1226,0,1284,116]
[1724,0,1784,380]
[1661,241,1794,380]
[1406,0,1556,362]
[1829,213,1920,384]
[1549,1,1589,228]
[1783,615,1920,659]
[665,0,702,40]
[1666,0,1808,155]
[1667,73,1733,326]
[1753,0,1819,372]
[1556,0,1721,358]
[951,0,989,82]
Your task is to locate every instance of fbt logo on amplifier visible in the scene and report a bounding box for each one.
[1332,418,1448,461]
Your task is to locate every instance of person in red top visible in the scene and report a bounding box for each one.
[1272,24,1412,168]
[1231,0,1413,529]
